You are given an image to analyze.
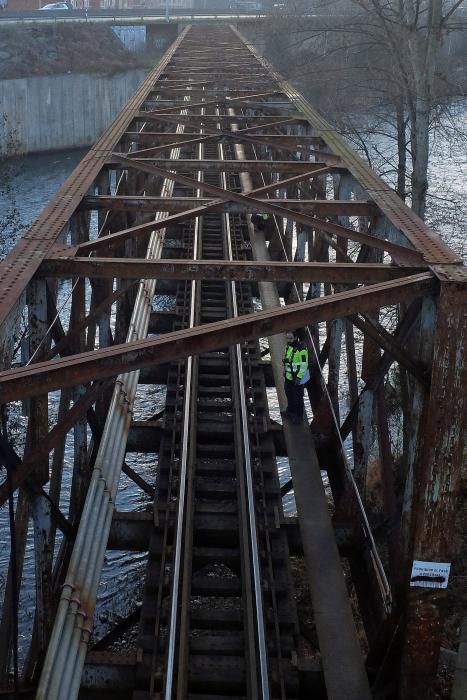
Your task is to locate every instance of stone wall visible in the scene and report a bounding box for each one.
[0,69,148,154]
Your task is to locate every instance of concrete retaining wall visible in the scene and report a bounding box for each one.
[0,69,148,155]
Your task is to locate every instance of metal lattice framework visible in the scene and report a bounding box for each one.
[0,22,466,700]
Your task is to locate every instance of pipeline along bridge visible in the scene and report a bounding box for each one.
[0,22,466,700]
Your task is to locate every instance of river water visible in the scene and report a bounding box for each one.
[0,147,301,655]
[0,104,466,659]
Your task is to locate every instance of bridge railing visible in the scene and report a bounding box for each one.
[0,7,266,21]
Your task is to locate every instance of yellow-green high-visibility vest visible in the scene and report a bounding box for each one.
[283,344,309,382]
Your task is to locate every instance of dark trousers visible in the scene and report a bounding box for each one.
[251,213,266,231]
[284,380,304,419]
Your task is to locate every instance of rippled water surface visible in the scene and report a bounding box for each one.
[0,149,88,260]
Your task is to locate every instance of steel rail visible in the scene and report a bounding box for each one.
[219,111,288,699]
[226,93,373,698]
[162,94,271,700]
[36,97,188,700]
[220,134,271,700]
[144,174,197,695]
[163,105,203,700]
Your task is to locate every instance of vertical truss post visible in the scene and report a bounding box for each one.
[355,313,380,492]
[399,276,467,698]
[398,296,436,576]
[354,208,386,493]
[95,173,113,350]
[345,320,359,446]
[376,384,398,574]
[310,231,335,433]
[69,214,89,521]
[27,279,53,653]
[327,318,343,422]
[329,174,353,428]
[114,170,137,348]
[0,292,26,681]
[305,159,324,412]
[0,490,31,682]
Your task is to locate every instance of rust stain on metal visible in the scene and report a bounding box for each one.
[0,274,435,403]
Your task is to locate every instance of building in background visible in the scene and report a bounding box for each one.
[99,0,195,7]
[3,0,195,8]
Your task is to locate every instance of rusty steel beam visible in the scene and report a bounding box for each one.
[120,130,332,157]
[143,99,295,112]
[107,157,330,173]
[76,164,346,256]
[123,132,215,156]
[219,117,302,136]
[163,68,264,75]
[38,258,427,284]
[0,380,113,507]
[144,97,223,111]
[348,313,429,384]
[242,166,334,198]
[0,273,435,404]
[114,155,426,264]
[152,77,271,87]
[152,87,276,98]
[42,282,137,362]
[399,278,467,698]
[126,125,320,158]
[124,131,211,145]
[163,66,260,74]
[81,195,373,216]
[135,112,298,125]
[75,203,223,254]
[225,90,285,100]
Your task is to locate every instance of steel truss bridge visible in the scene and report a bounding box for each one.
[0,22,466,700]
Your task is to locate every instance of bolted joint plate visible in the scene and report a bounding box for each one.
[430,264,467,283]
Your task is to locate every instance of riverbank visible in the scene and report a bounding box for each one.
[0,68,150,153]
[0,24,172,154]
[0,24,161,80]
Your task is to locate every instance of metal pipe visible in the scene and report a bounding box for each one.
[36,110,184,699]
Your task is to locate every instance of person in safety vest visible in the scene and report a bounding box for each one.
[250,212,270,232]
[281,328,310,425]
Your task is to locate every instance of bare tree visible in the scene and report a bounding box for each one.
[262,0,466,219]
[351,0,465,218]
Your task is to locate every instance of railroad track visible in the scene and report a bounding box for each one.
[133,100,300,699]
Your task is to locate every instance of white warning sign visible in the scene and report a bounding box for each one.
[410,560,451,589]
